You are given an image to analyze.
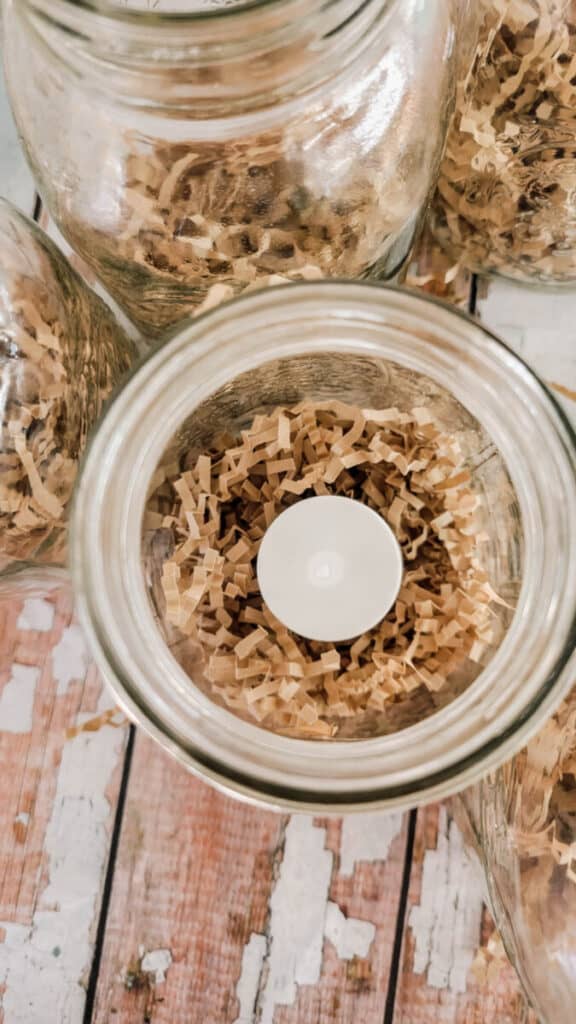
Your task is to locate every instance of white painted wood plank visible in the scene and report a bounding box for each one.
[90,739,410,1024]
[0,45,36,213]
[477,278,576,423]
[0,590,129,1024]
[394,804,536,1023]
[0,720,126,1024]
[408,807,485,995]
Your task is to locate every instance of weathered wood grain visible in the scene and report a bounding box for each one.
[91,736,409,1024]
[273,815,408,1024]
[0,588,129,1024]
[392,804,537,1024]
[90,736,286,1023]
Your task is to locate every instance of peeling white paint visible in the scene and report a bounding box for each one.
[16,598,55,633]
[141,948,173,985]
[258,816,332,1024]
[14,812,30,827]
[232,933,267,1024]
[239,816,382,1022]
[0,664,40,733]
[340,812,404,877]
[324,901,375,960]
[51,625,90,694]
[409,808,486,993]
[0,707,126,1023]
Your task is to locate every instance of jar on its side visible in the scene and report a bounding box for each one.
[70,282,576,812]
[460,684,576,1024]
[4,0,459,335]
[0,199,135,590]
[430,0,576,285]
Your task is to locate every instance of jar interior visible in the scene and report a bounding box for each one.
[141,351,521,741]
[0,202,134,577]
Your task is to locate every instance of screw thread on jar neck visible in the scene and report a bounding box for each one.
[19,0,399,115]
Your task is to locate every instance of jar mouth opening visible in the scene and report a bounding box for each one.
[141,350,514,743]
[71,282,576,811]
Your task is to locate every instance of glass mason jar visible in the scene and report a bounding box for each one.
[0,199,135,592]
[430,0,576,285]
[71,281,576,811]
[3,0,461,337]
[460,683,576,1024]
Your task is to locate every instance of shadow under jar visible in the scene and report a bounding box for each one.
[71,282,576,812]
[4,0,459,337]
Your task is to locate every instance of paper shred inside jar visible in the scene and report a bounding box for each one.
[147,400,501,740]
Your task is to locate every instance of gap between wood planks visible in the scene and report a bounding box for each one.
[382,811,417,1024]
[82,726,136,1024]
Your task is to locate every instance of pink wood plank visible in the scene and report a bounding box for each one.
[91,734,286,1023]
[274,816,409,1024]
[0,587,129,1023]
[392,804,537,1024]
[91,733,409,1024]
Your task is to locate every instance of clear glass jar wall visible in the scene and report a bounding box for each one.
[0,199,135,588]
[462,681,576,1024]
[431,0,576,284]
[71,282,576,811]
[3,0,459,335]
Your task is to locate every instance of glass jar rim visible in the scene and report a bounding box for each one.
[71,281,576,811]
[24,0,384,29]
[36,0,279,24]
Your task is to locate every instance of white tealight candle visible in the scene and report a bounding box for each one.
[256,495,403,643]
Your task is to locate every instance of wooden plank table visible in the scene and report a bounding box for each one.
[1,54,574,1024]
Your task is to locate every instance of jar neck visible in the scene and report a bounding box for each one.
[21,0,399,115]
